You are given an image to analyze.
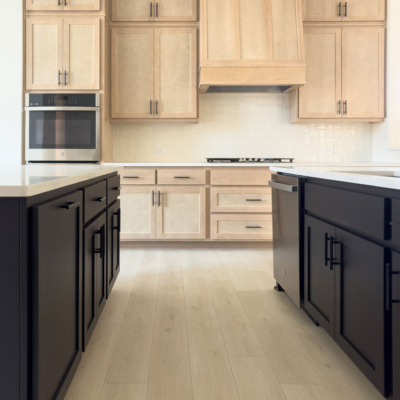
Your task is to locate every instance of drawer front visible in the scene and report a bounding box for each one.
[391,200,400,248]
[211,187,272,213]
[107,175,121,205]
[305,183,387,240]
[211,214,273,240]
[121,169,156,185]
[84,180,107,224]
[211,169,271,186]
[157,169,206,185]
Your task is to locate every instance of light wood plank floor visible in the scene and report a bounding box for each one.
[65,249,385,400]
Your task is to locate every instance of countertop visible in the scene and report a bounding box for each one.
[0,165,119,197]
[270,165,400,191]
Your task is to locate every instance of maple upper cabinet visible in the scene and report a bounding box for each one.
[302,0,385,21]
[111,27,198,120]
[26,0,101,11]
[26,17,101,91]
[112,0,197,22]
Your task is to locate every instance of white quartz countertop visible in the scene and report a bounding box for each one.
[0,164,119,197]
[270,165,400,191]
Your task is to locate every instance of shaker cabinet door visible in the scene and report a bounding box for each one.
[64,0,101,11]
[343,0,386,21]
[156,0,197,21]
[112,0,154,22]
[302,0,342,21]
[304,215,336,337]
[32,191,83,400]
[26,18,63,90]
[26,0,63,11]
[107,200,121,298]
[393,252,400,400]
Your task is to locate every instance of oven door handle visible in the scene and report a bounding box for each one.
[269,180,298,192]
[25,107,100,112]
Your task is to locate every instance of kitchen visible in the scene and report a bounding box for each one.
[0,1,399,400]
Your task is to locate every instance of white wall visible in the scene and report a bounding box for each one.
[0,1,23,165]
[372,0,400,162]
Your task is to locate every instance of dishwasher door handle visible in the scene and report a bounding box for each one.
[269,180,298,192]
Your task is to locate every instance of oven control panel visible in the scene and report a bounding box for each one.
[27,94,98,107]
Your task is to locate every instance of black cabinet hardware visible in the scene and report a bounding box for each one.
[344,2,347,17]
[58,70,61,86]
[175,176,190,179]
[343,100,347,115]
[94,229,105,259]
[325,233,330,266]
[156,100,159,115]
[60,201,80,210]
[330,236,341,270]
[96,197,106,203]
[246,199,262,202]
[390,221,400,229]
[246,226,262,229]
[125,176,139,179]
[58,0,61,5]
[150,100,153,115]
[113,186,121,191]
[150,2,153,17]
[65,0,67,5]
[338,100,341,114]
[64,70,67,86]
[338,2,342,17]
[156,2,159,17]
[158,191,161,206]
[152,190,155,206]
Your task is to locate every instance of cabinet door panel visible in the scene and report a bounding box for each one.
[33,191,82,400]
[107,200,121,298]
[120,186,157,239]
[334,228,387,397]
[154,28,197,119]
[342,27,385,119]
[112,0,154,22]
[26,18,63,91]
[157,0,197,21]
[299,27,341,118]
[26,0,63,11]
[157,186,206,239]
[63,18,100,90]
[64,0,101,11]
[302,0,341,21]
[304,215,336,337]
[393,252,400,400]
[111,28,154,119]
[344,0,385,21]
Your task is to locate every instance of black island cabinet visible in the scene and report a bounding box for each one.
[0,171,120,400]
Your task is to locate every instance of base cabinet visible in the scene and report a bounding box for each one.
[393,252,400,400]
[33,191,83,400]
[83,211,107,351]
[106,200,121,298]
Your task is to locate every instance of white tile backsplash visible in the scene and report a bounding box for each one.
[112,93,373,163]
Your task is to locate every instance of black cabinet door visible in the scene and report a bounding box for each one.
[107,200,121,298]
[304,215,336,337]
[83,211,107,351]
[393,252,400,400]
[32,191,83,400]
[334,228,388,397]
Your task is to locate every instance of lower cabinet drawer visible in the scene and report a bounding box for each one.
[107,174,121,205]
[211,214,273,240]
[210,169,271,186]
[121,169,156,185]
[211,187,272,213]
[84,180,107,224]
[157,169,206,185]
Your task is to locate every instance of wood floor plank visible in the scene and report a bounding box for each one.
[201,250,231,281]
[147,306,193,400]
[209,280,265,356]
[65,321,121,400]
[105,290,157,383]
[230,357,287,400]
[182,250,207,281]
[242,250,273,273]
[99,383,147,400]
[281,384,332,400]
[132,251,161,291]
[188,329,240,400]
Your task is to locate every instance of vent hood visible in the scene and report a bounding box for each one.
[199,0,306,93]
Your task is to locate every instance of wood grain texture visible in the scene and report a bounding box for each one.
[158,169,206,185]
[99,383,147,400]
[156,0,198,21]
[210,169,271,186]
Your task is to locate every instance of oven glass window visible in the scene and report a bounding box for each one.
[29,111,97,149]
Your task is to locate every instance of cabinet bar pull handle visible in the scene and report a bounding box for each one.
[113,212,120,231]
[96,197,106,203]
[60,201,80,210]
[343,100,347,115]
[65,0,67,6]
[174,176,190,179]
[344,2,347,17]
[94,229,105,259]
[58,70,61,86]
[390,221,400,229]
[325,233,330,266]
[156,100,158,115]
[246,199,262,202]
[58,0,61,5]
[64,70,67,86]
[150,100,153,115]
[158,191,161,206]
[152,190,155,206]
[338,2,341,17]
[386,263,391,311]
[125,176,139,179]
[337,100,341,115]
[330,236,341,271]
[113,186,121,191]
[156,2,159,17]
[246,226,262,229]
[150,2,153,17]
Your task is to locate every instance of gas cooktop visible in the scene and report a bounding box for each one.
[206,158,295,163]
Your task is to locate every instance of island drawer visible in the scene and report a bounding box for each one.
[210,169,271,186]
[305,183,387,240]
[83,180,107,223]
[391,200,400,248]
[121,169,156,185]
[211,214,273,240]
[157,169,206,185]
[211,187,272,213]
[107,175,121,205]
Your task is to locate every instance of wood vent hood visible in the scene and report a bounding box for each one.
[199,0,306,94]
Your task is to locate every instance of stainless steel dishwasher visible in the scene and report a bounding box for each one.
[269,173,306,308]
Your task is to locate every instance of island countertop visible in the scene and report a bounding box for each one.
[0,164,119,197]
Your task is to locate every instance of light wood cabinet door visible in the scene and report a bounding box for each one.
[120,186,157,240]
[299,27,342,119]
[302,0,341,21]
[63,18,100,90]
[157,187,206,240]
[343,0,386,21]
[64,0,101,11]
[26,0,63,11]
[154,28,197,119]
[26,18,63,91]
[112,0,154,22]
[342,27,385,119]
[156,0,197,21]
[111,28,154,119]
